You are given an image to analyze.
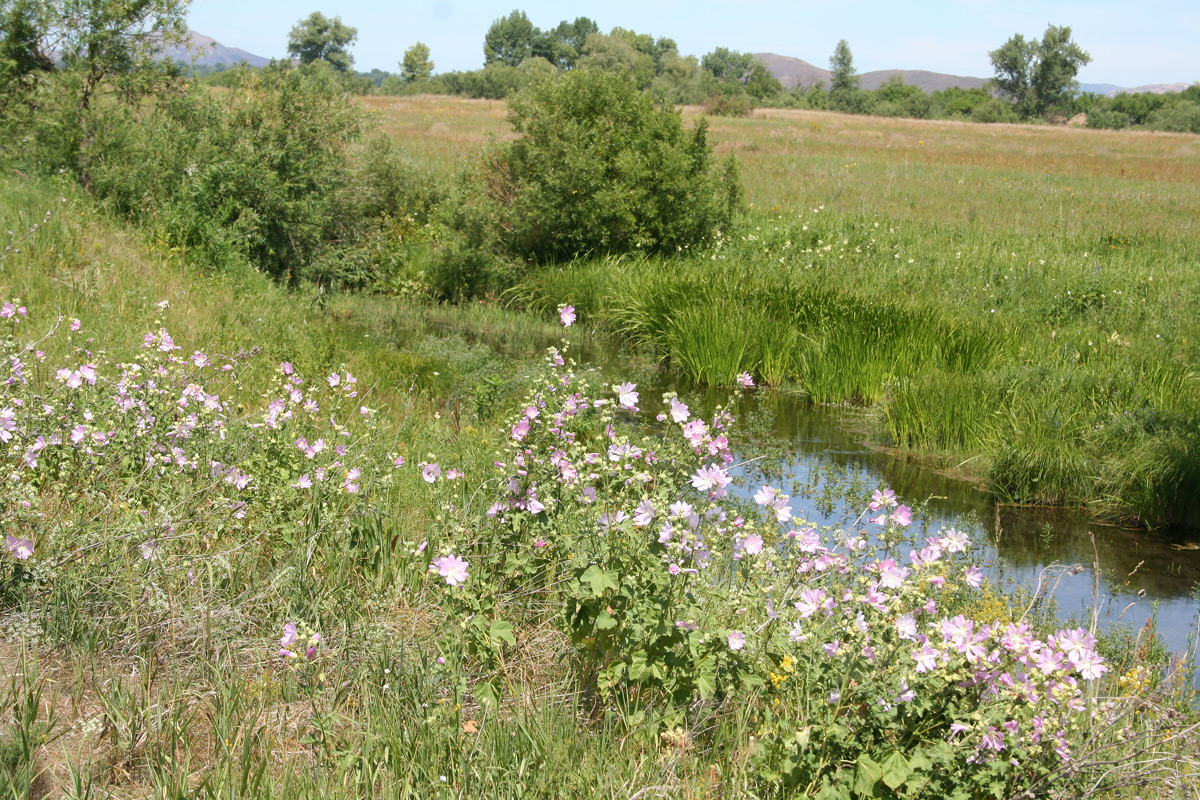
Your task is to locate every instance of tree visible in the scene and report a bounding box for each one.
[701,47,781,100]
[828,39,859,94]
[483,10,536,67]
[828,39,866,112]
[287,11,357,72]
[400,41,433,83]
[989,25,1089,118]
[532,16,598,69]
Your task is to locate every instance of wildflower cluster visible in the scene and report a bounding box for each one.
[0,304,408,627]
[418,310,1114,798]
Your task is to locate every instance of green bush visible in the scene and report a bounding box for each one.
[475,67,743,265]
[1146,101,1200,134]
[970,97,1020,123]
[701,92,752,117]
[84,65,434,288]
[1086,108,1131,130]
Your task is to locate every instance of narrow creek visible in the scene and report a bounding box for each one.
[404,315,1200,672]
[636,370,1200,675]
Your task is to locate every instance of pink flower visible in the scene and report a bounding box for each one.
[559,305,576,327]
[737,372,754,388]
[5,535,33,560]
[191,351,209,367]
[691,464,731,496]
[423,463,441,483]
[980,727,1005,752]
[614,382,639,410]
[280,622,298,649]
[869,489,897,510]
[964,565,983,588]
[669,397,689,423]
[913,644,940,673]
[741,534,764,556]
[69,318,81,331]
[292,474,312,489]
[727,630,746,651]
[890,505,913,526]
[431,555,469,586]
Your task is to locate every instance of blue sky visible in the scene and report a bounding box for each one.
[187,0,1199,87]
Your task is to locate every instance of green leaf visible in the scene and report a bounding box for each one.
[580,564,619,596]
[853,754,882,798]
[880,750,911,791]
[488,619,516,648]
[695,657,716,699]
[474,680,499,707]
[595,608,618,630]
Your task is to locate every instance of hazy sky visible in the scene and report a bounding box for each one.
[186,0,1199,87]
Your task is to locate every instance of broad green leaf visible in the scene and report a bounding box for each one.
[488,619,516,648]
[880,750,911,791]
[595,608,618,630]
[853,754,882,798]
[580,564,619,596]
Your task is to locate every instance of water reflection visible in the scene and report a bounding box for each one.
[644,374,1200,667]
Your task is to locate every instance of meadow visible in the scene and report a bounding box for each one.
[360,96,1200,528]
[2,88,1199,799]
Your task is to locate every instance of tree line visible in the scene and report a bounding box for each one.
[212,10,1196,131]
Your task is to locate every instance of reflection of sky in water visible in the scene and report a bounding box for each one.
[631,374,1200,672]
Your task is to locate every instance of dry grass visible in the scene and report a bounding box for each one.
[359,95,1200,244]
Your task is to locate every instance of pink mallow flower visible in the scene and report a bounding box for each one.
[614,382,639,410]
[728,630,746,651]
[5,535,34,560]
[431,555,469,586]
[559,305,576,327]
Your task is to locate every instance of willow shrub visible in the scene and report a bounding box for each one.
[456,67,742,274]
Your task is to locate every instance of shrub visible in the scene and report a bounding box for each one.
[702,92,752,117]
[970,98,1020,124]
[476,68,743,265]
[1086,108,1131,130]
[1146,101,1200,134]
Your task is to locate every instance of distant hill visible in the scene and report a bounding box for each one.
[1079,83,1121,95]
[1107,82,1192,97]
[156,29,271,68]
[753,53,831,89]
[860,70,987,92]
[755,53,986,92]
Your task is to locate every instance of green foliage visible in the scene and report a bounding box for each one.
[287,11,357,72]
[1146,101,1200,133]
[828,39,868,113]
[0,0,187,169]
[702,91,752,117]
[84,64,432,288]
[1086,108,1131,130]
[989,25,1090,118]
[475,68,742,265]
[483,9,537,67]
[701,47,781,101]
[400,41,434,83]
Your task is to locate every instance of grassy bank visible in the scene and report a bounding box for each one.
[363,97,1200,528]
[2,150,1199,799]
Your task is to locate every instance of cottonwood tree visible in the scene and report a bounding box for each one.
[828,39,866,112]
[483,9,536,67]
[400,41,433,82]
[287,11,357,72]
[989,25,1090,118]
